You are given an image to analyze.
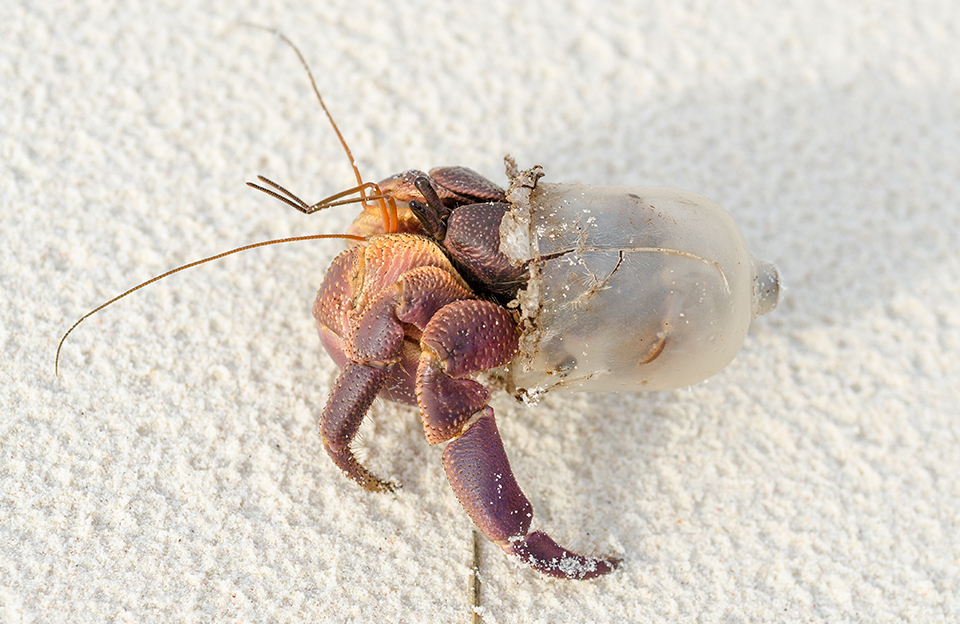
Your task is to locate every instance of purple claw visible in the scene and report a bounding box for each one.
[509,530,620,580]
[442,408,619,580]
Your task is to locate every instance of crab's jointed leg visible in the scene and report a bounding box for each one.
[320,362,393,491]
[318,263,475,491]
[444,409,619,579]
[417,300,620,579]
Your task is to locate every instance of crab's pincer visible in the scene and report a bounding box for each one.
[444,408,620,580]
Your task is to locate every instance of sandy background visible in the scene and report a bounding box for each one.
[2,1,958,622]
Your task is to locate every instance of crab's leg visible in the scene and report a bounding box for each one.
[321,363,394,491]
[321,266,476,491]
[417,300,620,579]
[444,409,619,579]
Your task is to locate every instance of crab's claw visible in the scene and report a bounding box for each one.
[443,408,620,579]
[414,299,620,579]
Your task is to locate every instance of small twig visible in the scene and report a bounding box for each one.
[471,530,482,624]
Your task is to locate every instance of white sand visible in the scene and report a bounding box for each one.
[2,1,958,622]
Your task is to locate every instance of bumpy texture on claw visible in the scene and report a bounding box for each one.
[443,409,620,580]
[316,237,479,489]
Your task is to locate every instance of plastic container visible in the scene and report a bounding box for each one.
[499,165,779,397]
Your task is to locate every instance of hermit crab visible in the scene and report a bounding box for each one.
[254,158,780,580]
[57,35,779,581]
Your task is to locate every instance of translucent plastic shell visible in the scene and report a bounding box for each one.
[499,166,779,397]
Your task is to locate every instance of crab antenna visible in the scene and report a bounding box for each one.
[254,28,365,191]
[248,176,375,214]
[246,177,397,232]
[55,232,363,376]
[249,184,403,217]
[247,26,398,233]
[246,177,311,212]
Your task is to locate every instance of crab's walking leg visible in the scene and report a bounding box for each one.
[418,301,620,579]
[321,363,394,491]
[444,410,619,579]
[320,265,476,491]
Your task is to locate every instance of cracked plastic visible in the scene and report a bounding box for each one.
[499,164,779,398]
